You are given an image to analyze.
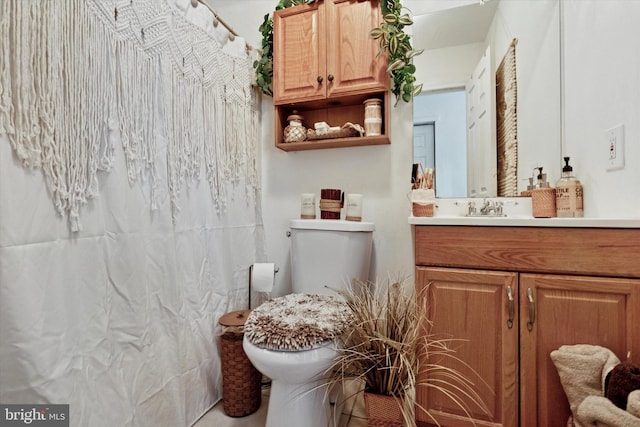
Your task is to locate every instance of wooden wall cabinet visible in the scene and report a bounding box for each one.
[273,0,388,104]
[272,0,390,151]
[414,226,640,427]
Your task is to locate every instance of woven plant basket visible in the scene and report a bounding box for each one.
[412,202,434,217]
[364,392,404,427]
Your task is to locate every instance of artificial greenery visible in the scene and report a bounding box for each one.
[372,0,423,104]
[253,0,422,104]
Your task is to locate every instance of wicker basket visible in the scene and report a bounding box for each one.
[364,392,404,427]
[219,310,262,417]
[412,202,434,217]
[532,188,557,218]
[307,127,360,141]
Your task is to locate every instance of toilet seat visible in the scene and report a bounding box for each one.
[244,293,351,351]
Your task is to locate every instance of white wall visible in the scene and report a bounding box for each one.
[208,0,415,296]
[207,0,640,295]
[493,0,562,190]
[413,41,485,92]
[563,0,640,217]
[260,110,415,296]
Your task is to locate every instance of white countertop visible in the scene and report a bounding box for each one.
[408,198,640,228]
[408,216,640,228]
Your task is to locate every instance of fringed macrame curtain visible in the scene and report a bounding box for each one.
[496,38,519,197]
[0,0,259,231]
[0,1,266,426]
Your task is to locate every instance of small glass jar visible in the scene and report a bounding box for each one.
[284,111,307,143]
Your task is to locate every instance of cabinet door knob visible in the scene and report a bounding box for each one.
[506,286,514,329]
[527,287,536,331]
[317,76,323,84]
[327,74,334,82]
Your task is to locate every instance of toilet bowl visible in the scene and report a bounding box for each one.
[243,325,338,427]
[243,293,351,427]
[243,219,374,427]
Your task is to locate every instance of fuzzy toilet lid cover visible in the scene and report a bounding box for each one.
[244,293,351,351]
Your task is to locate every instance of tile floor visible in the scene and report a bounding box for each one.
[192,381,368,427]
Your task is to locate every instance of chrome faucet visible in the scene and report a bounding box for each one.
[467,201,477,216]
[479,199,505,216]
[465,199,506,217]
[480,199,495,215]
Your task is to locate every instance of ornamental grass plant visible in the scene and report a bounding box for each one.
[326,277,489,427]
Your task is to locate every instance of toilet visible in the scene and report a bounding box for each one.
[243,219,374,427]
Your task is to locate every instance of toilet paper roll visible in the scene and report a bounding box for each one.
[251,263,275,293]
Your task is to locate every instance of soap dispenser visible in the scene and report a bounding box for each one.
[536,167,548,188]
[555,157,584,217]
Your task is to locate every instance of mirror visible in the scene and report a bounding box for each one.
[409,0,562,198]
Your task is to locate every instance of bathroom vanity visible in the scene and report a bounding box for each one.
[410,218,640,426]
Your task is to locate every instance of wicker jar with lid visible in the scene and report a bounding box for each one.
[218,309,262,417]
[284,111,307,143]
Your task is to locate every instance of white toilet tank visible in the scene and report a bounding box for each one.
[289,219,374,295]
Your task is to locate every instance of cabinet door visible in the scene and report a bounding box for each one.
[273,2,326,104]
[416,267,518,427]
[325,0,388,98]
[519,274,640,427]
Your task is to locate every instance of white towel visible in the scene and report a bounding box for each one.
[577,395,640,427]
[550,344,621,427]
[626,390,640,419]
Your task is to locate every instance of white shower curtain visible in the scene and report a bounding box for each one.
[0,1,266,426]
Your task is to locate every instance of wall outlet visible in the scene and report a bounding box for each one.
[606,124,625,171]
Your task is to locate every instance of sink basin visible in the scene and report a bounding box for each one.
[433,197,533,218]
[466,212,507,218]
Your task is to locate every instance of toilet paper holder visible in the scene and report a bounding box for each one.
[248,263,279,309]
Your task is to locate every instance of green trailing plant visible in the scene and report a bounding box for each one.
[254,0,316,97]
[325,277,489,427]
[254,0,422,104]
[371,0,424,104]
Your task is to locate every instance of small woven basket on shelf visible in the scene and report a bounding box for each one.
[219,310,262,417]
[307,127,360,141]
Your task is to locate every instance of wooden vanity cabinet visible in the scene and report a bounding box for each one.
[414,226,640,427]
[519,273,637,426]
[416,267,519,426]
[272,0,390,151]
